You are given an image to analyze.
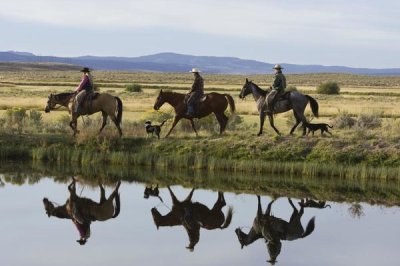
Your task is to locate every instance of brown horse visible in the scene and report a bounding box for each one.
[153,90,235,137]
[235,196,315,264]
[151,186,233,251]
[45,92,123,136]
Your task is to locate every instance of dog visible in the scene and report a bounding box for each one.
[143,184,163,202]
[145,120,167,139]
[299,198,331,209]
[304,121,333,136]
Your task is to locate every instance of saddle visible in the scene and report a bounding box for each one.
[199,94,208,103]
[85,92,100,113]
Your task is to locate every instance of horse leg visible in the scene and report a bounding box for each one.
[258,112,266,136]
[110,115,123,137]
[99,184,106,204]
[99,111,108,133]
[167,186,179,205]
[70,115,79,136]
[189,119,198,136]
[215,112,228,134]
[165,116,182,138]
[268,114,281,135]
[185,188,195,202]
[265,199,275,216]
[290,111,301,135]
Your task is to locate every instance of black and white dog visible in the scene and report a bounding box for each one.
[145,120,167,139]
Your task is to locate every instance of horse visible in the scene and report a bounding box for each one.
[45,92,123,137]
[151,186,233,251]
[43,179,121,244]
[235,196,315,264]
[153,89,235,137]
[239,79,319,136]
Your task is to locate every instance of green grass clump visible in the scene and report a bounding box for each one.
[316,82,340,94]
[125,83,143,92]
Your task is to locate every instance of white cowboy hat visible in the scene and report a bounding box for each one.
[190,68,201,73]
[273,64,284,70]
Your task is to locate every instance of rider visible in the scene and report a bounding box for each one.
[186,68,204,117]
[266,64,286,114]
[74,67,94,114]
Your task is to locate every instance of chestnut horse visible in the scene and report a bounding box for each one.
[153,90,235,137]
[45,92,123,136]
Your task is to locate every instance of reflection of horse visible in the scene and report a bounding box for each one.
[235,196,315,264]
[153,90,235,137]
[299,198,331,209]
[239,79,319,136]
[43,179,121,245]
[151,186,233,251]
[45,92,123,136]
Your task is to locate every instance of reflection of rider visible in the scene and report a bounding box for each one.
[266,64,286,114]
[186,68,204,117]
[74,67,93,114]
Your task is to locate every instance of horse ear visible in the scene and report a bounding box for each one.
[245,78,248,83]
[160,89,163,93]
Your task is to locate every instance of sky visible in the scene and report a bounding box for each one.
[0,0,400,68]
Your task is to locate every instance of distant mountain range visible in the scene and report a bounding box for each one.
[1,51,400,75]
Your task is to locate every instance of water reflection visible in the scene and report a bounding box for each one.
[42,178,121,245]
[235,196,328,264]
[144,184,164,202]
[151,186,233,251]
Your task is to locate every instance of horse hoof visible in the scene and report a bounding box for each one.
[257,133,262,136]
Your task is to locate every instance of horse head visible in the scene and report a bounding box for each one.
[154,89,166,110]
[44,93,56,113]
[239,78,253,99]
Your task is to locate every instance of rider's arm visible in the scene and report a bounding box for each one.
[75,75,89,92]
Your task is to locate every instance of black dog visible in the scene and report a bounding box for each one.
[304,121,333,136]
[145,120,167,139]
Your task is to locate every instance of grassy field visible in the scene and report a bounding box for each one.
[1,70,400,179]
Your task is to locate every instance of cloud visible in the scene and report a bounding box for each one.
[1,0,399,44]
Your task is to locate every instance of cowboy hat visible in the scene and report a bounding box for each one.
[190,68,201,73]
[272,64,284,70]
[80,67,91,73]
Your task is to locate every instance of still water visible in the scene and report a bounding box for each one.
[1,168,400,266]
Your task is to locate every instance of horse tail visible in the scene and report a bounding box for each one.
[224,94,236,114]
[328,125,333,129]
[112,192,121,218]
[220,206,234,229]
[115,96,123,126]
[305,95,319,118]
[301,216,315,238]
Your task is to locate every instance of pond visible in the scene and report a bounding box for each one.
[0,162,399,266]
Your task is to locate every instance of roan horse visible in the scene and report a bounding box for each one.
[153,90,235,137]
[43,179,121,244]
[45,92,123,136]
[239,79,319,136]
[235,196,315,264]
[151,186,233,251]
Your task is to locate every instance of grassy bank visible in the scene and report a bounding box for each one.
[2,132,400,180]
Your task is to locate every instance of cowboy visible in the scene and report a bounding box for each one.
[74,67,94,114]
[266,64,286,114]
[185,68,204,117]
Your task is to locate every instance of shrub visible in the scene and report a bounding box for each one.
[5,108,27,129]
[356,113,382,129]
[125,83,143,93]
[28,110,43,126]
[333,112,356,129]
[316,82,340,95]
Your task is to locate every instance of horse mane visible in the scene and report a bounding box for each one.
[249,81,268,96]
[53,92,75,101]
